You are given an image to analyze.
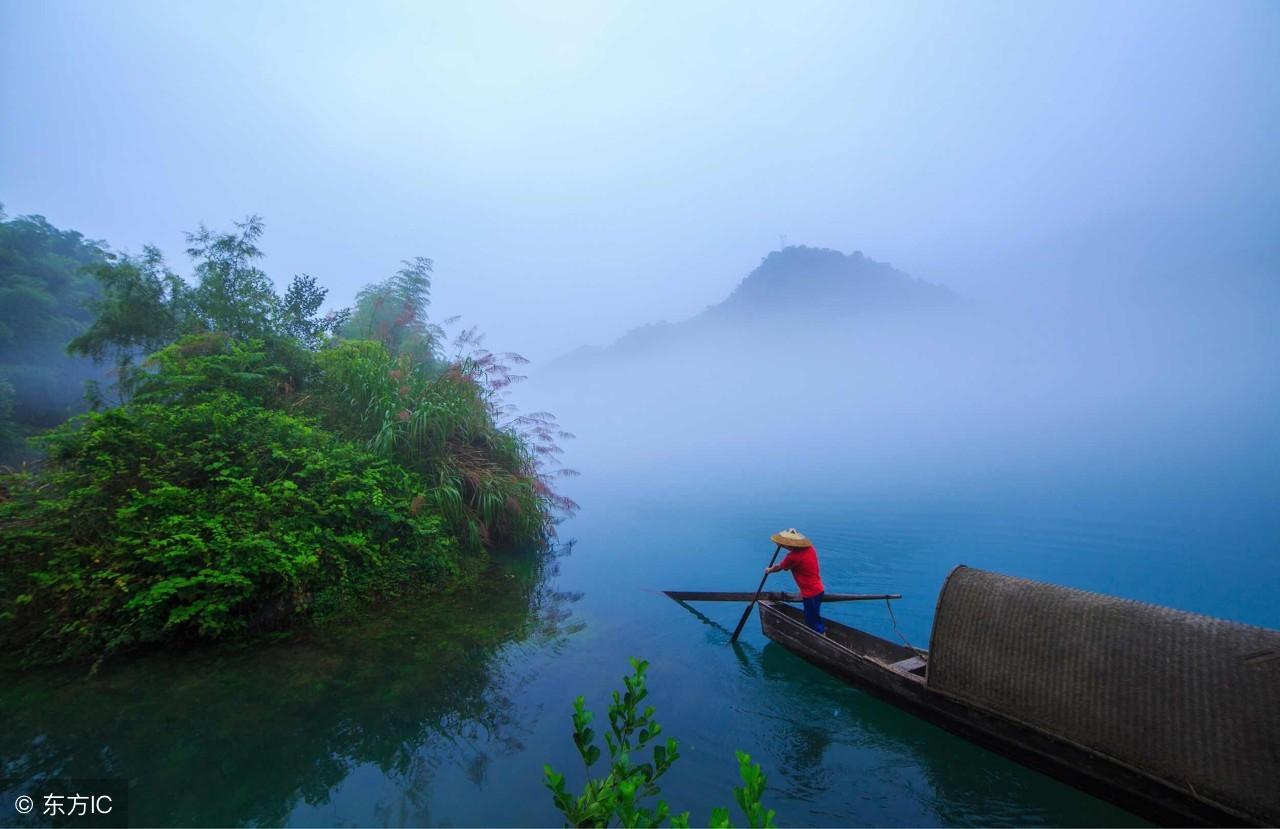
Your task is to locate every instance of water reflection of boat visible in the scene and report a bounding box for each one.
[754,640,1126,827]
[690,566,1280,826]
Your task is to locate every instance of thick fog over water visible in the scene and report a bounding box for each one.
[516,243,1278,503]
[511,231,1280,629]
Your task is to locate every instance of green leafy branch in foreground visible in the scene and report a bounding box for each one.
[544,658,777,828]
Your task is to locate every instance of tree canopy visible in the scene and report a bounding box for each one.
[0,208,110,450]
[342,257,441,365]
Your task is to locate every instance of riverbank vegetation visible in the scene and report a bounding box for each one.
[0,211,573,665]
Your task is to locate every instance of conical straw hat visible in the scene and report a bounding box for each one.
[770,528,811,548]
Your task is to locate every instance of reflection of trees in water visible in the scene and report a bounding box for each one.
[755,642,1145,827]
[0,545,582,827]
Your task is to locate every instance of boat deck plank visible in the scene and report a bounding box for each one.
[888,655,927,673]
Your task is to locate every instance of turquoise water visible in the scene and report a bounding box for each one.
[3,450,1276,826]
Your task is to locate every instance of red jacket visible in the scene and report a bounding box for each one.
[778,546,825,598]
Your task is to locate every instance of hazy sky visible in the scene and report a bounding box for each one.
[3,0,1277,361]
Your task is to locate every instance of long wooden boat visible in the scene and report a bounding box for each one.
[752,566,1280,827]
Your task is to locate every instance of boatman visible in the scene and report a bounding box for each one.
[764,528,826,634]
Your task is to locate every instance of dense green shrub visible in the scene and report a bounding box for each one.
[130,332,292,407]
[0,392,462,665]
[309,339,555,550]
[0,214,572,665]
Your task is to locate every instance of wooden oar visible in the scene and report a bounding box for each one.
[729,544,782,644]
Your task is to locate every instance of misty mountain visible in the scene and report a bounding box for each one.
[549,246,955,370]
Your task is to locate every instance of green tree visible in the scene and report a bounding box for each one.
[67,245,188,406]
[0,207,109,446]
[68,245,186,363]
[342,257,442,365]
[70,217,348,404]
[0,208,105,357]
[185,215,279,340]
[277,272,350,350]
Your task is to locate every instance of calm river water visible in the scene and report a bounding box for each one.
[3,446,1276,827]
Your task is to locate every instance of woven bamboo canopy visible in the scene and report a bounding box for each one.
[927,566,1280,826]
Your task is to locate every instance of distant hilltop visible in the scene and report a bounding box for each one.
[549,245,955,370]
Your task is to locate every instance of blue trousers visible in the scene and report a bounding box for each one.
[802,593,825,634]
